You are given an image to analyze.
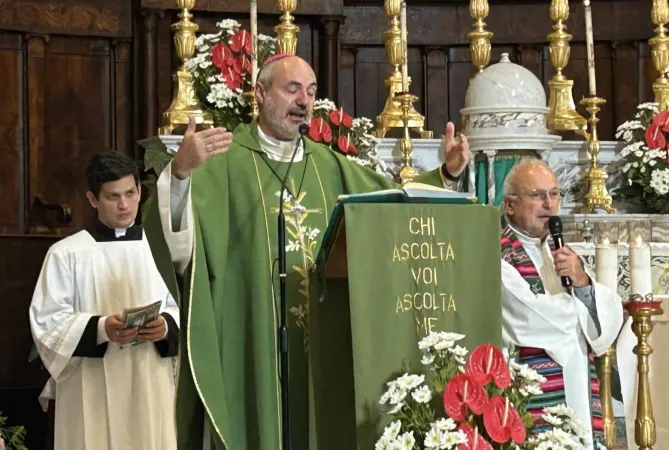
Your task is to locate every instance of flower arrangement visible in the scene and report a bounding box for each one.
[375,332,587,450]
[615,102,669,214]
[186,19,277,131]
[309,99,389,175]
[177,19,388,175]
[0,411,27,450]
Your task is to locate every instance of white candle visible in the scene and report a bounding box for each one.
[250,0,258,87]
[583,0,597,95]
[400,2,408,92]
[595,239,618,294]
[629,235,652,297]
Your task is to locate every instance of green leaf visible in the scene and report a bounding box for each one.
[143,142,174,176]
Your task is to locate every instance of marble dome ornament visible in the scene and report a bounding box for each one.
[460,53,562,153]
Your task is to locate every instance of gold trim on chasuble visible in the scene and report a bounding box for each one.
[184,214,228,447]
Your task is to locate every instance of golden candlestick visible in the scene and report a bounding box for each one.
[598,346,617,448]
[160,0,213,135]
[275,0,299,56]
[624,300,663,450]
[395,91,420,183]
[579,96,615,214]
[546,0,588,135]
[467,0,493,72]
[375,0,431,139]
[650,0,669,111]
[244,91,259,121]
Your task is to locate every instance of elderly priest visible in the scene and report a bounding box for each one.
[29,151,179,450]
[499,160,623,449]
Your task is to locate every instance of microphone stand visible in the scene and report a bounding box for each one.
[277,126,307,450]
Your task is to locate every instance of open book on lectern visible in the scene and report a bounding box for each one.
[336,181,477,205]
[316,182,478,276]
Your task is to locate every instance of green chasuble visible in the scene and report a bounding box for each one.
[144,121,397,450]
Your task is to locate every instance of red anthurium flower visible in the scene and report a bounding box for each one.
[337,134,357,154]
[329,108,353,128]
[308,118,333,143]
[222,66,243,91]
[458,424,493,450]
[443,374,488,421]
[653,111,669,131]
[229,29,252,54]
[645,123,666,150]
[483,396,526,444]
[212,43,233,69]
[233,55,251,75]
[466,344,511,389]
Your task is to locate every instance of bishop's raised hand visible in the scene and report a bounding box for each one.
[171,115,233,180]
[443,122,470,178]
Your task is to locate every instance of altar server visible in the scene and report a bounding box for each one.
[500,159,623,449]
[29,151,179,450]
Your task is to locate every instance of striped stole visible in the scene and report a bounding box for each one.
[500,223,604,443]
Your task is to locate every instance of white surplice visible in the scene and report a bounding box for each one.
[501,224,623,449]
[29,229,179,450]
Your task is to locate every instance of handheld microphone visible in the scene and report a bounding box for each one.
[548,216,572,288]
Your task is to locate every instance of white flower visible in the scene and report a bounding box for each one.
[395,373,425,390]
[650,168,669,195]
[313,98,337,111]
[525,383,543,395]
[447,345,468,357]
[398,431,415,450]
[424,428,443,449]
[216,19,241,30]
[544,413,563,426]
[389,402,404,414]
[382,421,402,440]
[411,385,432,403]
[421,354,435,365]
[638,102,660,112]
[623,163,632,172]
[418,333,441,350]
[544,404,574,418]
[434,418,457,432]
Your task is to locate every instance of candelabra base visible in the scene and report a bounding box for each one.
[547,76,588,136]
[160,68,214,135]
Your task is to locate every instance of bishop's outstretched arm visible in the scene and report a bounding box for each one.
[156,161,194,276]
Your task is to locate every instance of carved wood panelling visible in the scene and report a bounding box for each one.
[141,0,343,15]
[0,0,131,37]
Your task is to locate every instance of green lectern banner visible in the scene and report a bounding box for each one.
[309,202,502,450]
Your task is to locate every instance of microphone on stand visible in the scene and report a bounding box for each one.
[277,122,309,450]
[548,216,572,288]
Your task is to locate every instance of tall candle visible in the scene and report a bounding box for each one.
[595,239,618,294]
[629,234,652,297]
[583,0,597,95]
[400,2,408,91]
[250,0,258,86]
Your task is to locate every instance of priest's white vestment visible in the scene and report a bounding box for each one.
[29,224,179,450]
[501,224,623,449]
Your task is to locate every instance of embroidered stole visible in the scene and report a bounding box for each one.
[500,223,604,443]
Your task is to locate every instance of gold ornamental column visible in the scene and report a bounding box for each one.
[468,0,493,72]
[275,0,299,55]
[375,0,431,139]
[624,300,664,450]
[546,0,587,134]
[160,0,213,134]
[650,0,669,110]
